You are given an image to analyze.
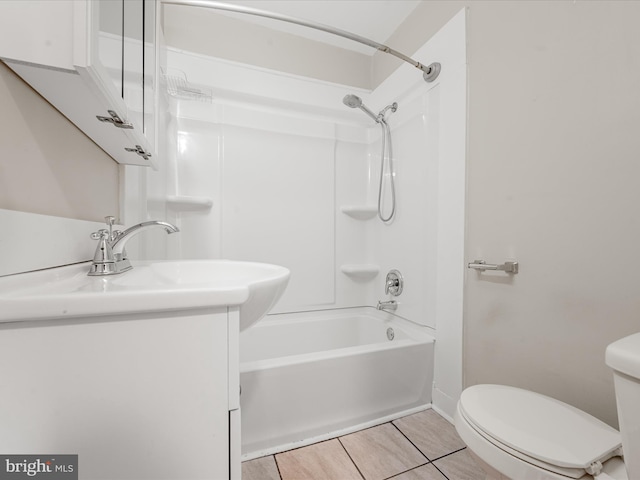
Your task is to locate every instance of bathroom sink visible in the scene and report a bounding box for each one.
[0,260,290,331]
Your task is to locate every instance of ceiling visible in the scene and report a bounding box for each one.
[212,1,422,55]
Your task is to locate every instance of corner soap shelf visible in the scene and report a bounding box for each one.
[340,205,377,220]
[340,264,380,280]
[166,195,214,211]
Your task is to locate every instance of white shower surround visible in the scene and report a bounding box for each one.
[163,9,466,417]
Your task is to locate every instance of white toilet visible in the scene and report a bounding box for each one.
[454,332,640,480]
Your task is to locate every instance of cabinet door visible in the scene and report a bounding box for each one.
[96,0,123,99]
[123,0,144,133]
[0,310,231,478]
[86,0,155,164]
[95,0,146,126]
[230,409,241,480]
[143,0,156,148]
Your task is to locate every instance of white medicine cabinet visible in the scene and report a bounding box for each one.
[0,0,158,167]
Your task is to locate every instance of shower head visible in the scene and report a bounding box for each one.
[343,94,362,108]
[342,94,380,123]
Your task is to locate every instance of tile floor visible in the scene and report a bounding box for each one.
[242,409,486,480]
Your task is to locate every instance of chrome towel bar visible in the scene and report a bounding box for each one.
[468,260,519,274]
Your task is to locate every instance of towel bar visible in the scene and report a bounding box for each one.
[468,260,519,274]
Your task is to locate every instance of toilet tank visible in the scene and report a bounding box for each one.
[606,332,640,479]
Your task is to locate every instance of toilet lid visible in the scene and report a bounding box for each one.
[459,385,621,469]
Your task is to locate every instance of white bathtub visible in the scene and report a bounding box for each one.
[239,307,435,459]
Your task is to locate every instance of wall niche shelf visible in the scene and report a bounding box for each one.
[340,264,380,280]
[340,205,377,220]
[166,195,214,211]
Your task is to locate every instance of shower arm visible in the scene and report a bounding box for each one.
[160,0,441,83]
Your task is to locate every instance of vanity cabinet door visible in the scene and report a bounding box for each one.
[0,310,233,479]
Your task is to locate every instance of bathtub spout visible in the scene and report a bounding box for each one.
[377,300,397,311]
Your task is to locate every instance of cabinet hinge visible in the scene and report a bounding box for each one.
[96,110,134,129]
[124,145,152,161]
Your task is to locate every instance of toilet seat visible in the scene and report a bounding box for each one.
[458,385,622,478]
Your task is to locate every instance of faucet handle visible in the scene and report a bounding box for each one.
[90,228,110,241]
[384,269,404,296]
[105,216,116,239]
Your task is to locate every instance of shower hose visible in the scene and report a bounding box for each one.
[377,118,396,223]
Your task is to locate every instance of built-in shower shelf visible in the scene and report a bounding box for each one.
[166,195,214,211]
[340,264,380,280]
[340,205,377,220]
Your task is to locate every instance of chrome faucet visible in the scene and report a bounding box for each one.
[385,269,403,296]
[88,216,179,276]
[377,270,403,312]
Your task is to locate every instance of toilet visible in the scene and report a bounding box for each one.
[454,332,640,480]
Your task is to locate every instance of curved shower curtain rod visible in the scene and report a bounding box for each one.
[160,0,441,83]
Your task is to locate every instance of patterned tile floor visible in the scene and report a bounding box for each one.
[242,409,486,480]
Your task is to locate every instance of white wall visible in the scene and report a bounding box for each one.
[378,0,640,428]
[463,0,640,429]
[0,60,121,277]
[163,9,466,416]
[0,63,119,222]
[163,4,371,89]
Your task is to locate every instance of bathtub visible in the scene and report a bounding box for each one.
[239,307,435,459]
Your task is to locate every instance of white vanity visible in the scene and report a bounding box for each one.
[0,2,292,475]
[0,260,289,479]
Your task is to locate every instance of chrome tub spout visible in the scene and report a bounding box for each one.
[376,300,397,312]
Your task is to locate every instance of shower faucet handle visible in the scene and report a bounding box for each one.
[385,269,403,296]
[385,279,397,294]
